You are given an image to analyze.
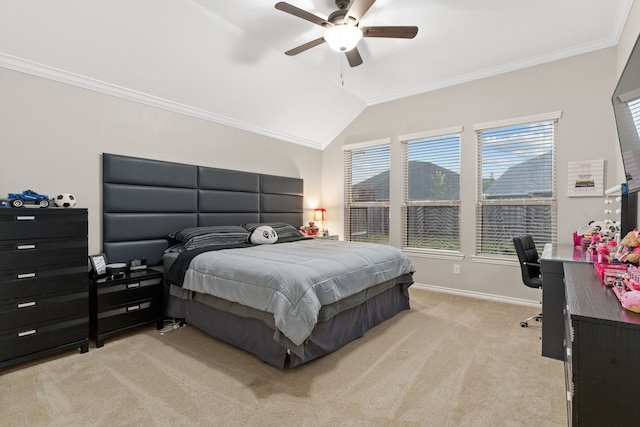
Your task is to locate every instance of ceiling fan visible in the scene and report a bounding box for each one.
[275,0,418,67]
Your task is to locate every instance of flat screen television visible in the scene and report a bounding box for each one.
[613,32,640,193]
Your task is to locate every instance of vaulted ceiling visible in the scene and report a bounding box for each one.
[0,0,633,149]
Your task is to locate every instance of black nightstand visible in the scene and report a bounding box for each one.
[90,267,164,347]
[313,235,339,240]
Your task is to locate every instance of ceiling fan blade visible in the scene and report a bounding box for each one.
[345,0,375,25]
[275,2,331,27]
[285,37,326,56]
[361,26,418,39]
[345,47,363,67]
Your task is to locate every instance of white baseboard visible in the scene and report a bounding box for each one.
[412,283,541,308]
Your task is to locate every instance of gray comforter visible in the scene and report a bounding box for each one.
[179,239,414,347]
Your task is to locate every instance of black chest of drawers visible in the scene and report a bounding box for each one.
[563,262,640,426]
[90,267,164,347]
[0,208,89,369]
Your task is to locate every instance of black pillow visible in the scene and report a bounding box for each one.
[169,226,250,250]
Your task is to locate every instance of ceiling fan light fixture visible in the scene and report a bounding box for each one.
[324,24,362,52]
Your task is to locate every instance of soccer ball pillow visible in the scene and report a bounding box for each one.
[249,225,278,244]
[54,193,76,208]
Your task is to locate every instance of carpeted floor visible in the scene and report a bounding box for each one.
[0,288,566,426]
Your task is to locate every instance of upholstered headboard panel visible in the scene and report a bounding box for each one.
[102,153,304,266]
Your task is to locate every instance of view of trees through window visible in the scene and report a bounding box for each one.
[477,120,556,256]
[343,117,557,256]
[344,144,390,244]
[404,133,461,250]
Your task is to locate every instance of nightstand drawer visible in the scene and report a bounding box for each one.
[94,277,162,309]
[0,270,88,299]
[0,290,88,332]
[0,237,87,271]
[94,298,163,335]
[0,316,88,361]
[0,210,87,240]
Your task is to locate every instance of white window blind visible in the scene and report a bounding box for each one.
[344,143,390,244]
[402,131,461,250]
[476,119,557,256]
[629,98,640,135]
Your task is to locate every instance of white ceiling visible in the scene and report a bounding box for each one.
[0,0,633,149]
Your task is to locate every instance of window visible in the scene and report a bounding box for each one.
[344,140,390,244]
[401,127,461,251]
[475,113,560,256]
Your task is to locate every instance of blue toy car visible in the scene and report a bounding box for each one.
[7,190,50,208]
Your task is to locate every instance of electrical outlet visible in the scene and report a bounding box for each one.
[453,264,461,274]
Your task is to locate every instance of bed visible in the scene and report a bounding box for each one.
[102,153,414,368]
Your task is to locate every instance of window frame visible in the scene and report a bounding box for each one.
[400,126,463,253]
[474,112,561,258]
[343,139,391,244]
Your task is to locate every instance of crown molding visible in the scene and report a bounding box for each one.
[365,37,624,107]
[0,52,324,151]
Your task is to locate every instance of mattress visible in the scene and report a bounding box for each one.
[164,238,414,356]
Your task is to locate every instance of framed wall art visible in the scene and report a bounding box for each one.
[567,159,604,197]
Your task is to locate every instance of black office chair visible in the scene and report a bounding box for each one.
[513,235,543,328]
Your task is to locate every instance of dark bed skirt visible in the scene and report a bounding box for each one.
[165,283,411,368]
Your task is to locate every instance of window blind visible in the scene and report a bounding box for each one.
[476,119,557,256]
[344,143,390,244]
[629,98,640,134]
[402,132,461,250]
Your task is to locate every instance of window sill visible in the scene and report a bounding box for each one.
[471,254,518,267]
[402,248,465,261]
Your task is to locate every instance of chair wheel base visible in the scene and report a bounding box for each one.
[520,322,528,328]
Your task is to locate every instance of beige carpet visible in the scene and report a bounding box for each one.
[0,288,565,426]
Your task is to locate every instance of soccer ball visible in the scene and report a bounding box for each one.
[54,193,76,208]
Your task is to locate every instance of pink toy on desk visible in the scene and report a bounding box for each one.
[620,290,640,313]
[597,243,610,263]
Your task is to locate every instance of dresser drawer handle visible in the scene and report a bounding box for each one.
[17,301,36,309]
[17,272,36,279]
[16,216,36,221]
[126,282,141,289]
[127,305,140,312]
[17,244,36,250]
[18,329,37,337]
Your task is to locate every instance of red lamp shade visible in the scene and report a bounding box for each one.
[314,208,327,222]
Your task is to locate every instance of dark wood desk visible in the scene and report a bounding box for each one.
[540,244,594,360]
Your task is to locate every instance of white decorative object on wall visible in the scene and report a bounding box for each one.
[567,159,604,197]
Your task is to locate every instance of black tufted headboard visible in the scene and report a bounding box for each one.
[102,153,304,266]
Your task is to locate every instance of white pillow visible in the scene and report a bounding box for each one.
[250,225,278,244]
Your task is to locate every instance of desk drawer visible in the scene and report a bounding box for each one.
[0,238,87,271]
[0,209,87,240]
[0,290,88,332]
[0,270,88,299]
[94,277,162,309]
[0,316,88,361]
[94,298,163,335]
